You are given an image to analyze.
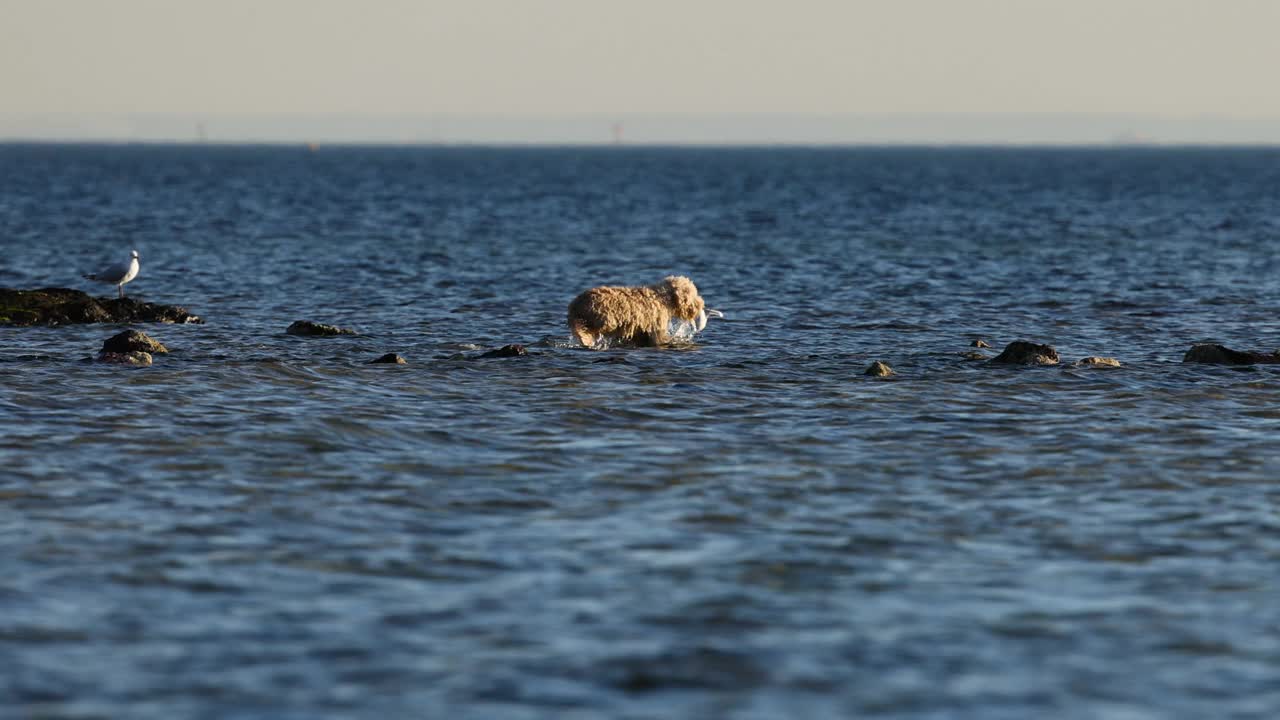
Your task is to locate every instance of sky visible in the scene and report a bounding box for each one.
[3,0,1279,143]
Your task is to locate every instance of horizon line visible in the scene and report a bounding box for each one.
[4,111,1279,145]
[6,139,1280,149]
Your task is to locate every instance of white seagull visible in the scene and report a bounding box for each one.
[695,308,725,332]
[83,249,140,299]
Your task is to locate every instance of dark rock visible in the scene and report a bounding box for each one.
[369,353,407,364]
[476,344,528,359]
[991,340,1059,365]
[1183,344,1280,365]
[96,351,152,366]
[971,339,991,348]
[960,351,988,361]
[97,297,203,324]
[1072,356,1121,368]
[0,288,202,326]
[286,320,357,337]
[102,329,168,354]
[864,360,895,377]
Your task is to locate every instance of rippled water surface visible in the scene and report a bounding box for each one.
[3,145,1280,718]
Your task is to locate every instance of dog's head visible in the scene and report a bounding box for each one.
[658,275,706,323]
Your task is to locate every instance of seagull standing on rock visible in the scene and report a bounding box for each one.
[83,250,140,299]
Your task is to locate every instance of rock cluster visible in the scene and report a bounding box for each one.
[476,344,528,359]
[102,329,169,355]
[990,341,1060,365]
[286,320,358,337]
[0,288,201,326]
[1183,344,1280,365]
[1072,356,1121,368]
[97,351,153,367]
[864,361,895,377]
[94,329,168,367]
[13,285,1280,375]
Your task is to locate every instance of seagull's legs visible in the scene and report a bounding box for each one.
[118,284,125,300]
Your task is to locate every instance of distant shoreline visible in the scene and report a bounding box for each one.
[3,112,1279,146]
[3,140,1280,150]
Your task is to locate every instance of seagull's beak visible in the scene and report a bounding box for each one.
[706,309,725,319]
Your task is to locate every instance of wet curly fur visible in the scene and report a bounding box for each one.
[568,276,707,348]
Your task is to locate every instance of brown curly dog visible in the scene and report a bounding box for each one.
[567,275,723,348]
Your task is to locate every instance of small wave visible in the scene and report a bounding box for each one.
[669,319,700,342]
[537,335,581,349]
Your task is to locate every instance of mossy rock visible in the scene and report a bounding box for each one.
[102,329,169,354]
[0,288,202,326]
[287,320,358,337]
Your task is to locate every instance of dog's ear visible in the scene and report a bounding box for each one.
[664,276,704,321]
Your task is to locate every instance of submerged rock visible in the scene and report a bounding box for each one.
[1183,344,1280,365]
[475,344,528,359]
[0,288,202,326]
[369,353,407,364]
[102,329,168,355]
[1072,356,1121,368]
[864,360,895,377]
[97,351,153,366]
[960,351,989,361]
[286,320,357,337]
[990,340,1059,365]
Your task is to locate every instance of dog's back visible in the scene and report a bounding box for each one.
[568,284,668,347]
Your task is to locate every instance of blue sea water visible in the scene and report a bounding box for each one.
[2,144,1280,718]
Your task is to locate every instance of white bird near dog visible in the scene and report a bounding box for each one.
[83,249,140,299]
[696,307,725,331]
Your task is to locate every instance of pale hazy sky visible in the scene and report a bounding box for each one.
[3,0,1279,142]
